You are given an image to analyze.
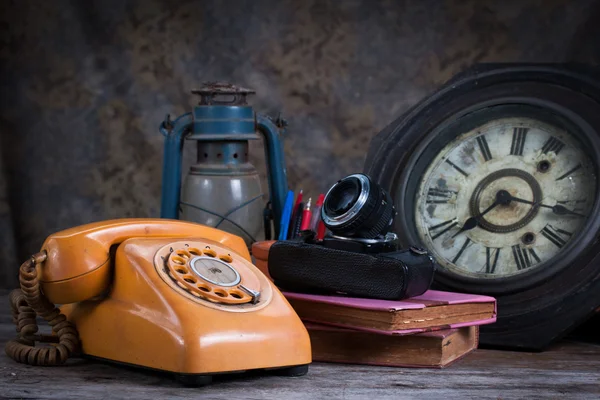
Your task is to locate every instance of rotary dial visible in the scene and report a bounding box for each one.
[415,117,597,278]
[155,241,267,307]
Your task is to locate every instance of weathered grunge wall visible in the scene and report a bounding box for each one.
[1,0,599,287]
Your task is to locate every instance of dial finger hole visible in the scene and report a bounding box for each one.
[197,284,210,292]
[219,254,233,263]
[204,249,216,258]
[175,267,188,274]
[183,275,197,284]
[188,247,202,256]
[229,290,244,299]
[176,250,191,259]
[214,289,227,298]
[171,255,186,265]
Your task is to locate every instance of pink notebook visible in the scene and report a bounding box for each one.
[283,290,497,335]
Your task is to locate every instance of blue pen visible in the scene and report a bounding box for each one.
[278,190,295,240]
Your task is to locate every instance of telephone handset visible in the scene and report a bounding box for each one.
[6,219,311,384]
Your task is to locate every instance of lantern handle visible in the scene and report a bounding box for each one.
[256,113,289,238]
[160,112,193,219]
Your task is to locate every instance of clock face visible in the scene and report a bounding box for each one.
[415,117,598,279]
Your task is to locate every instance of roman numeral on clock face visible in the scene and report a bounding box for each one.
[428,219,457,240]
[445,159,469,177]
[512,245,532,270]
[541,225,572,248]
[556,164,582,181]
[541,136,565,155]
[529,248,541,263]
[452,238,471,264]
[476,135,492,161]
[426,187,456,204]
[485,247,500,274]
[510,127,529,156]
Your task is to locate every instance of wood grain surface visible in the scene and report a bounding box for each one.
[0,291,598,400]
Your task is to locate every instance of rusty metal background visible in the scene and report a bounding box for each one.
[0,0,598,288]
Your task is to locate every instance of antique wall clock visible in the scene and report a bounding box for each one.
[365,64,600,350]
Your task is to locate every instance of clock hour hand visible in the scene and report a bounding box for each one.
[451,215,481,238]
[509,196,585,217]
[452,191,509,237]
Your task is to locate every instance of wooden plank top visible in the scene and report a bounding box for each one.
[0,291,598,399]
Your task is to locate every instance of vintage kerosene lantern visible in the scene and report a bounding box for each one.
[160,83,288,246]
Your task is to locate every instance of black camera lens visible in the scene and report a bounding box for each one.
[324,179,361,217]
[321,174,396,239]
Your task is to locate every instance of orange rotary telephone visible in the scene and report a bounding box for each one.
[5,219,311,385]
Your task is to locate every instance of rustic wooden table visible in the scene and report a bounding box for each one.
[0,291,598,400]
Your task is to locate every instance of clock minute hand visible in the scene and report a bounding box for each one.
[509,196,585,217]
[548,204,586,217]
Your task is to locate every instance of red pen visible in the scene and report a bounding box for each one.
[316,220,327,240]
[300,198,312,231]
[293,190,303,212]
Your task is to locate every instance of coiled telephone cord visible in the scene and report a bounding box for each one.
[5,252,80,365]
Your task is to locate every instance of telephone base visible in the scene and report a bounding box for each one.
[177,364,310,387]
[268,364,310,377]
[176,374,213,387]
[85,354,308,386]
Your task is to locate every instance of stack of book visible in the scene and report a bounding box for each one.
[252,240,497,368]
[283,290,496,368]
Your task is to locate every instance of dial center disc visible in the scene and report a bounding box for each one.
[469,168,542,233]
[190,256,241,287]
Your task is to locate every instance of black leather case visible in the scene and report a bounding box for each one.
[268,241,436,300]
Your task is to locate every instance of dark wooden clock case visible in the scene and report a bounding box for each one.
[364,63,600,350]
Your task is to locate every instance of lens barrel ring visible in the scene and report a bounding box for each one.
[322,174,396,239]
[363,189,395,238]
